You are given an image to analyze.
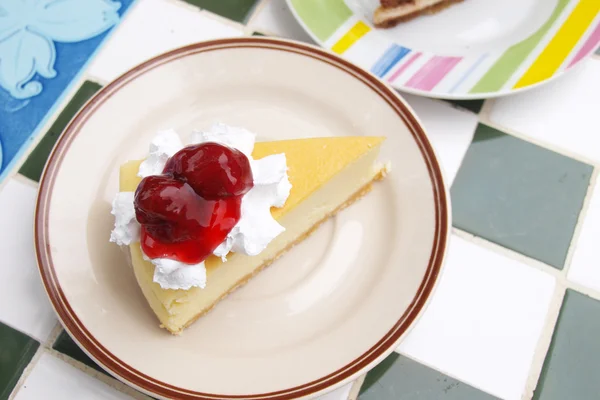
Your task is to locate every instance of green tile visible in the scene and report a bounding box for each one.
[359,353,498,399]
[534,290,600,400]
[445,99,485,114]
[19,81,102,182]
[53,330,106,375]
[0,323,39,400]
[183,0,259,22]
[451,124,593,269]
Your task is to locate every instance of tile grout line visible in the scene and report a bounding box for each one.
[34,0,254,135]
[243,25,257,37]
[43,322,64,348]
[85,75,110,87]
[456,171,600,400]
[460,100,600,302]
[395,348,500,398]
[478,107,600,168]
[478,98,494,121]
[451,229,575,400]
[85,0,247,85]
[454,227,600,301]
[8,322,86,399]
[83,0,246,87]
[452,228,564,279]
[81,0,142,85]
[475,95,600,291]
[44,348,153,400]
[245,0,269,30]
[163,0,247,31]
[479,99,488,117]
[561,279,600,303]
[199,8,248,32]
[348,374,366,400]
[12,316,62,395]
[13,173,40,189]
[243,0,267,25]
[7,345,45,400]
[521,284,566,400]
[9,320,153,399]
[561,166,599,277]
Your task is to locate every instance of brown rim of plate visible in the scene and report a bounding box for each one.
[34,37,449,400]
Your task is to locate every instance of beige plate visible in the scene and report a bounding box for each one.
[35,38,450,399]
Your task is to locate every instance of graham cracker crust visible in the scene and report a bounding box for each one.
[166,169,388,335]
[380,0,413,7]
[374,0,463,28]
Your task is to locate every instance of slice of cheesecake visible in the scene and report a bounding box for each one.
[120,136,387,334]
[374,0,463,28]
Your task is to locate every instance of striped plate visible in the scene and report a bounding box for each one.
[287,0,600,99]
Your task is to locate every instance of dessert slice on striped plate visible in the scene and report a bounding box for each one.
[374,0,463,28]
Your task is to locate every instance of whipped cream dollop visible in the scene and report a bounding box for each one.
[110,123,291,291]
[109,192,139,246]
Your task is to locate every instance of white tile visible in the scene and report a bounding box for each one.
[568,180,600,291]
[0,179,56,341]
[248,0,314,42]
[316,382,352,400]
[489,58,600,163]
[87,0,244,82]
[402,94,478,184]
[397,235,555,400]
[15,353,131,400]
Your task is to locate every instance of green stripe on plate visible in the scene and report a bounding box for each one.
[469,0,569,93]
[290,0,353,42]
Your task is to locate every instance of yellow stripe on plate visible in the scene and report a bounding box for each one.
[514,0,600,89]
[331,21,370,55]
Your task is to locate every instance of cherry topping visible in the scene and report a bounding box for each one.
[163,143,254,199]
[133,142,253,264]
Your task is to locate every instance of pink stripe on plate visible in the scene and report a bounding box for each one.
[568,20,600,67]
[405,56,462,91]
[388,52,422,83]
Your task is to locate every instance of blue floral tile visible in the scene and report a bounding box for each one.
[0,0,135,181]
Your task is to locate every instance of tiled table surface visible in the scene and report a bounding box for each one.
[1,1,600,399]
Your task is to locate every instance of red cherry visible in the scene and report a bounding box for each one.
[163,143,254,199]
[134,175,241,263]
[134,175,205,228]
[133,142,254,264]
